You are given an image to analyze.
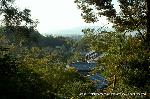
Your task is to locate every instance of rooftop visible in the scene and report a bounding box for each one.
[69,62,96,71]
[89,73,108,89]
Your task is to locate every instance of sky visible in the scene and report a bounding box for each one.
[14,0,118,35]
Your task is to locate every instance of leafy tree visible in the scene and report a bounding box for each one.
[74,36,90,52]
[74,0,149,42]
[81,30,150,98]
[82,28,114,51]
[0,1,94,98]
[0,0,39,46]
[75,2,150,98]
[0,30,95,98]
[0,0,37,27]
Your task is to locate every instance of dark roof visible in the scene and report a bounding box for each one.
[90,74,105,81]
[89,73,107,89]
[69,62,96,71]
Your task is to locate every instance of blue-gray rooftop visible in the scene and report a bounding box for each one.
[68,62,108,89]
[89,73,108,89]
[69,62,96,71]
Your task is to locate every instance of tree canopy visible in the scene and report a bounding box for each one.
[75,0,150,98]
[0,0,38,27]
[74,0,149,42]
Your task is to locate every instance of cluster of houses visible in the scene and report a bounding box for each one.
[67,51,107,89]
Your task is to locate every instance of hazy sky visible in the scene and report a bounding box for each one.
[15,0,118,34]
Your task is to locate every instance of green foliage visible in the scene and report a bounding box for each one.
[58,81,94,98]
[82,28,116,52]
[0,0,37,27]
[74,36,90,52]
[0,0,39,47]
[1,0,149,98]
[74,1,149,97]
[82,30,150,98]
[74,0,116,23]
[0,33,94,98]
[0,0,95,98]
[74,0,148,41]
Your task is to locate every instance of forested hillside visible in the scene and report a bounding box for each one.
[0,0,149,99]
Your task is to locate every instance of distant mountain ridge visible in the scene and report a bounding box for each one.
[49,26,114,37]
